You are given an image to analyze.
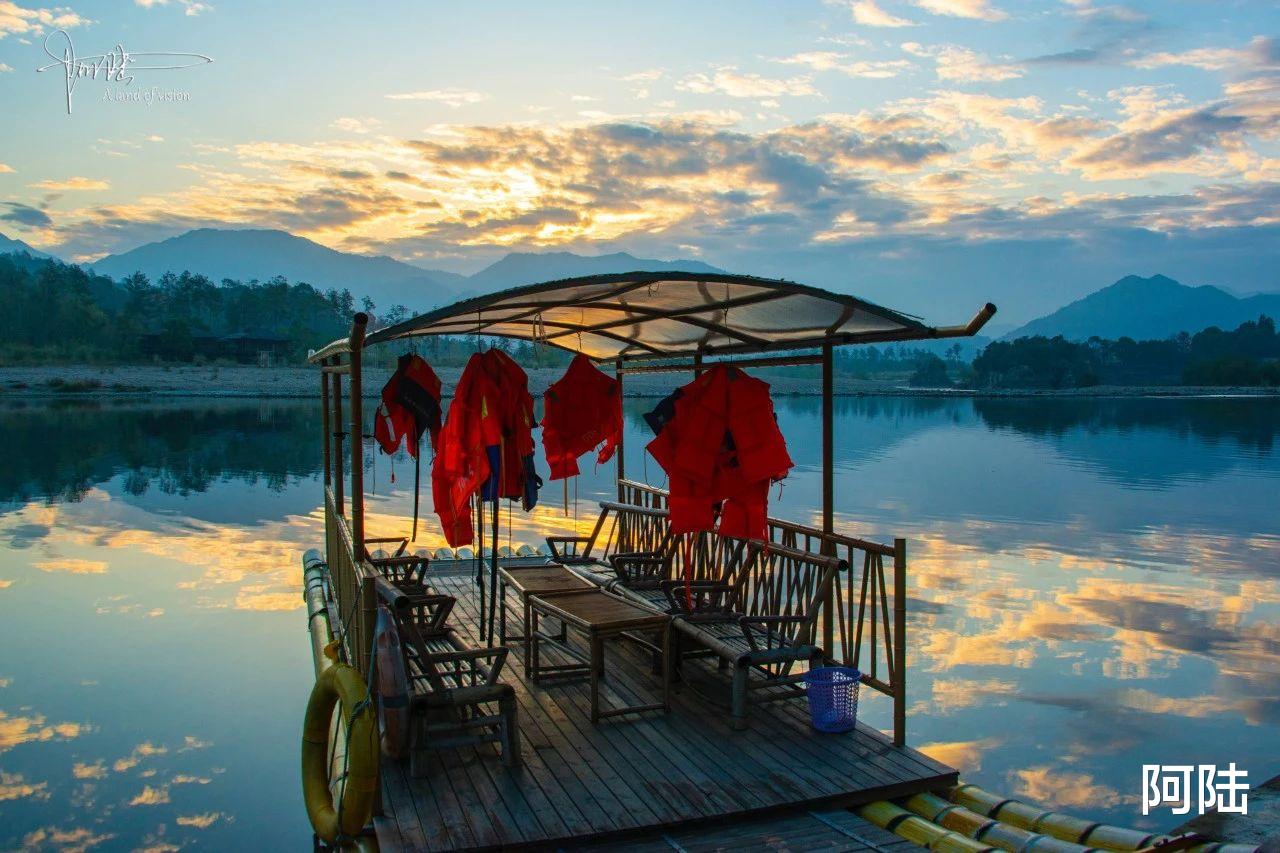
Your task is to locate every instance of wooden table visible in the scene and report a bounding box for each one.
[527,589,671,723]
[496,564,596,675]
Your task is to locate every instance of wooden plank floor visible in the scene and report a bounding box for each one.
[377,569,956,852]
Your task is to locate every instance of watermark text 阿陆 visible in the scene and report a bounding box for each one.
[1142,764,1248,816]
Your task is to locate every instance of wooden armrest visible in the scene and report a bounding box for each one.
[397,593,455,635]
[738,615,813,652]
[546,535,594,561]
[659,579,737,616]
[609,550,663,564]
[425,645,509,685]
[365,536,410,557]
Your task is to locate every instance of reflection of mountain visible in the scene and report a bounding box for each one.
[0,400,322,505]
[975,398,1279,488]
[624,395,974,477]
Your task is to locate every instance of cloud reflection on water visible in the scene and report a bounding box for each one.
[0,396,1276,845]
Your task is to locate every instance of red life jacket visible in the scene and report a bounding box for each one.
[646,364,792,540]
[542,353,622,480]
[431,349,538,546]
[374,353,442,458]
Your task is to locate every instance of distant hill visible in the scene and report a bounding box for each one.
[89,228,459,312]
[1006,274,1280,341]
[0,232,55,260]
[462,250,725,294]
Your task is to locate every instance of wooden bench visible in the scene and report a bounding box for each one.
[551,502,847,727]
[374,576,521,775]
[546,501,673,586]
[668,541,845,728]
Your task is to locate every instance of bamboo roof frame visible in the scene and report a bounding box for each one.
[307,271,996,365]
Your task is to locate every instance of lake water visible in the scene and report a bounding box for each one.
[1,395,1277,849]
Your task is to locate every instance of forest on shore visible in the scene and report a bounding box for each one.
[1,252,1277,388]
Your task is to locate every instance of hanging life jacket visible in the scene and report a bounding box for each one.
[375,353,442,458]
[542,353,623,480]
[431,349,542,546]
[645,364,792,540]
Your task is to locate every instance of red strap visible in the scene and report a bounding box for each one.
[683,533,693,611]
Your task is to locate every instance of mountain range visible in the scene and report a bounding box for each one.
[83,228,725,311]
[89,229,462,312]
[1005,274,1280,341]
[3,229,1277,342]
[0,233,52,260]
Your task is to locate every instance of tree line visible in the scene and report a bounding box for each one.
[1,251,1276,386]
[965,317,1280,389]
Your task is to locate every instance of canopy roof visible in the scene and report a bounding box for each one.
[310,271,995,364]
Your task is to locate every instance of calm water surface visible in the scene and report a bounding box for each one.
[1,395,1277,849]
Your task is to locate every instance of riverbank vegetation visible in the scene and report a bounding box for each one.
[1,252,1276,388]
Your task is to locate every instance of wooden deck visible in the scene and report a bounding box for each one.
[375,568,956,852]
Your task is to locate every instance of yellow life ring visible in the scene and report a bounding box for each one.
[301,663,379,844]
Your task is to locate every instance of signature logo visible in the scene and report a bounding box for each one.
[1142,764,1249,816]
[36,29,212,114]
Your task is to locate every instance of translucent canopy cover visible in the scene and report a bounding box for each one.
[358,272,932,363]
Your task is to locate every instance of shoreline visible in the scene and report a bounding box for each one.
[1,364,1278,400]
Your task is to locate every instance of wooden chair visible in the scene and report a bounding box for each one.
[377,580,521,774]
[669,542,845,729]
[546,502,671,580]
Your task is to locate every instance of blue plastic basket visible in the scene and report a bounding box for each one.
[802,666,861,733]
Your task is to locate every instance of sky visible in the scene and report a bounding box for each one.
[0,0,1277,324]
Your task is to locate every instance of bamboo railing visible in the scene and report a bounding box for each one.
[617,478,909,746]
[323,486,378,680]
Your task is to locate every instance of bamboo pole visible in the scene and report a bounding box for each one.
[348,313,368,562]
[333,362,345,517]
[821,344,835,657]
[615,358,625,501]
[321,358,331,500]
[894,536,907,747]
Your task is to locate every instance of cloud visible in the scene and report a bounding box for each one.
[29,177,109,191]
[1011,765,1132,810]
[35,557,108,573]
[385,88,488,107]
[0,163,13,173]
[20,826,115,852]
[774,51,913,79]
[678,67,818,98]
[128,784,170,806]
[72,761,107,779]
[0,2,91,38]
[1,202,52,227]
[176,812,224,828]
[112,740,167,772]
[903,42,1022,82]
[1132,36,1280,73]
[0,709,88,752]
[913,0,1006,22]
[0,61,12,71]
[0,770,49,802]
[133,0,211,15]
[1066,78,1280,179]
[842,0,916,28]
[171,774,211,785]
[919,737,1001,770]
[1025,1,1156,65]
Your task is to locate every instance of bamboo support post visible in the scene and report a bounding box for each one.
[348,312,368,562]
[333,364,345,517]
[615,358,625,501]
[320,359,331,492]
[894,536,907,747]
[821,344,835,657]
